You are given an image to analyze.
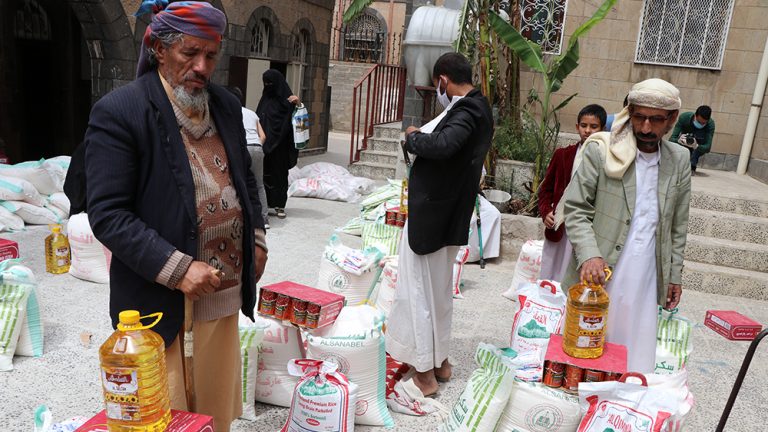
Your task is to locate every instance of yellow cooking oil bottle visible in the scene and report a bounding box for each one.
[99,310,171,431]
[562,268,612,359]
[45,224,70,274]
[399,178,408,214]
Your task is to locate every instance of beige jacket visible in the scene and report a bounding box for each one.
[562,139,692,306]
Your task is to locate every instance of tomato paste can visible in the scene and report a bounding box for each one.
[604,372,621,381]
[258,289,276,315]
[543,361,565,388]
[291,300,308,326]
[563,364,583,393]
[584,369,604,382]
[305,303,321,328]
[274,294,291,320]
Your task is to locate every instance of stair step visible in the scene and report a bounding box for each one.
[688,208,768,245]
[690,191,768,218]
[686,234,768,273]
[373,122,404,139]
[359,149,398,165]
[369,137,401,153]
[683,260,768,301]
[349,161,396,180]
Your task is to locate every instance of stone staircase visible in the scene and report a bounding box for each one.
[348,122,403,180]
[681,177,768,300]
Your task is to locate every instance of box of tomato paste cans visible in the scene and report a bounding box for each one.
[258,281,345,330]
[76,409,214,431]
[705,310,763,341]
[0,238,19,262]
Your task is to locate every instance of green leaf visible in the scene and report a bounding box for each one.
[552,93,578,113]
[343,0,376,24]
[567,0,618,47]
[488,11,547,74]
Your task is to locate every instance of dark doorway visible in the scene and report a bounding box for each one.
[13,0,90,162]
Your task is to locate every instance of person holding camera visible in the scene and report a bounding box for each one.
[670,105,715,175]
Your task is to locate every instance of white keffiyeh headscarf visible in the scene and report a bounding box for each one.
[553,78,681,230]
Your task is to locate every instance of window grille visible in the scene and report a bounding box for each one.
[635,0,735,70]
[293,30,310,64]
[250,19,270,57]
[343,14,384,63]
[520,0,568,55]
[14,0,51,40]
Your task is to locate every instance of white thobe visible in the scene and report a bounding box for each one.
[386,222,459,372]
[540,232,573,283]
[605,149,660,373]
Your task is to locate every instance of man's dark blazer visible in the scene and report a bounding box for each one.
[538,143,579,242]
[405,88,493,255]
[84,71,264,346]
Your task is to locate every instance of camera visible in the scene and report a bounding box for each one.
[685,135,695,145]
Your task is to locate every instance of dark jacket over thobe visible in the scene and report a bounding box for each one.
[405,89,493,255]
[538,143,579,242]
[84,71,264,346]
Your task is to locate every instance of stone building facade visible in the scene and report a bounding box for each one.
[0,0,333,163]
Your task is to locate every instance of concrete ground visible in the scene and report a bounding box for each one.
[1,138,767,431]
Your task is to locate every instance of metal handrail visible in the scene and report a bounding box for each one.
[349,63,407,164]
[716,328,768,432]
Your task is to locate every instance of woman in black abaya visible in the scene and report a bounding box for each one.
[256,69,300,218]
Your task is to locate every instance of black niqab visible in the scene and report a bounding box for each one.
[256,69,294,154]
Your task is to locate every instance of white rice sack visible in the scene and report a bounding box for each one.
[317,256,380,307]
[0,175,46,207]
[67,213,110,283]
[255,316,304,407]
[502,240,543,300]
[239,314,267,421]
[440,343,517,432]
[346,176,376,195]
[15,283,43,358]
[495,381,580,432]
[47,192,71,214]
[45,204,68,222]
[0,205,24,232]
[0,260,36,370]
[0,160,60,195]
[288,166,303,185]
[288,176,361,203]
[300,162,352,179]
[42,158,69,193]
[2,201,61,225]
[281,359,359,432]
[655,308,693,375]
[646,371,695,432]
[373,257,397,319]
[306,305,393,427]
[509,280,566,362]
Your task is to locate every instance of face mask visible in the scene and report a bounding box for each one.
[436,78,451,109]
[693,119,706,129]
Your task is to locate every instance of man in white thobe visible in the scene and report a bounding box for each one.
[562,78,692,372]
[386,53,493,396]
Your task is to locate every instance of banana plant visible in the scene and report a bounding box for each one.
[343,0,376,23]
[489,0,618,207]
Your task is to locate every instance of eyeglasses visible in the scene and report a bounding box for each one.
[630,113,671,125]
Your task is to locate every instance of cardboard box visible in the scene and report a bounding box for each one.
[0,238,19,261]
[76,409,213,432]
[544,333,628,374]
[705,310,763,341]
[258,281,345,330]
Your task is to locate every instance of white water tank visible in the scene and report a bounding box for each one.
[403,6,461,87]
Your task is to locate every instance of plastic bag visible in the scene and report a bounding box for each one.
[281,359,358,432]
[577,373,677,432]
[0,260,36,370]
[655,307,693,374]
[452,247,470,299]
[293,104,310,149]
[502,240,543,300]
[239,315,268,420]
[509,280,566,362]
[361,222,402,256]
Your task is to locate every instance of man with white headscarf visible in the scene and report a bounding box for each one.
[562,78,691,372]
[85,1,267,429]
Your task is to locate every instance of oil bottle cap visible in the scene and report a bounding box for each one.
[118,310,141,325]
[51,225,61,233]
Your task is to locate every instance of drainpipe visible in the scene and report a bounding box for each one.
[737,34,768,175]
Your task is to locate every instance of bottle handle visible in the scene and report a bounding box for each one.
[618,372,647,387]
[580,267,613,286]
[117,312,163,331]
[539,280,557,294]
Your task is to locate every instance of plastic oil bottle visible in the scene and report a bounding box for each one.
[562,268,612,359]
[99,311,171,431]
[45,224,70,274]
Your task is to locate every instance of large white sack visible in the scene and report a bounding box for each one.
[47,192,71,214]
[317,256,380,307]
[10,265,42,358]
[238,314,267,421]
[67,214,110,284]
[502,240,544,300]
[306,305,394,427]
[2,201,61,225]
[42,158,70,193]
[373,257,397,319]
[288,176,362,203]
[467,195,501,262]
[0,261,36,370]
[495,381,580,432]
[0,205,24,232]
[299,162,352,179]
[0,175,46,207]
[0,160,60,195]
[509,280,566,363]
[255,316,304,407]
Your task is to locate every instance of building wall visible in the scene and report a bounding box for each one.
[522,0,768,173]
[328,61,376,131]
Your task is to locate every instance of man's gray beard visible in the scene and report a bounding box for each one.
[173,85,209,114]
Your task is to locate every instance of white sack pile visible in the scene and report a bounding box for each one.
[288,162,375,203]
[0,157,71,231]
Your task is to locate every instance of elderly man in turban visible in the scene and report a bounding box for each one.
[562,78,691,372]
[84,1,267,429]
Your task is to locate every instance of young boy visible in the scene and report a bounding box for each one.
[538,104,607,282]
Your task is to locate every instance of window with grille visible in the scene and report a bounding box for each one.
[14,0,51,40]
[635,0,735,70]
[292,30,310,64]
[250,19,270,57]
[520,0,568,55]
[343,14,384,63]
